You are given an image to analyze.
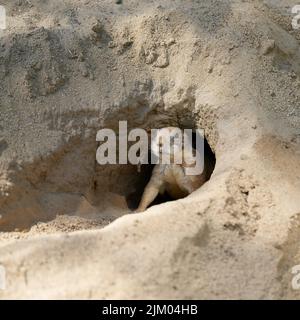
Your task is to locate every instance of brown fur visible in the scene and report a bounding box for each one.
[136,127,209,212]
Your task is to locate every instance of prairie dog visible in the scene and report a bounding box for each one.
[136,127,209,212]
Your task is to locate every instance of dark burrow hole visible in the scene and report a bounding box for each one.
[125,134,216,210]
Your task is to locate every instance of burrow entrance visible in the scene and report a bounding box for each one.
[0,102,217,231]
[92,105,217,213]
[125,135,216,210]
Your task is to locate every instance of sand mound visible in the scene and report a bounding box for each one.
[0,0,300,299]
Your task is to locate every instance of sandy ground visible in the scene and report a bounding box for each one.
[0,215,112,246]
[0,0,300,299]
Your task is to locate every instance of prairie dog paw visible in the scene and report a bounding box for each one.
[134,208,145,213]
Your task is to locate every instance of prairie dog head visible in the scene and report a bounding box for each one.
[151,127,193,162]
